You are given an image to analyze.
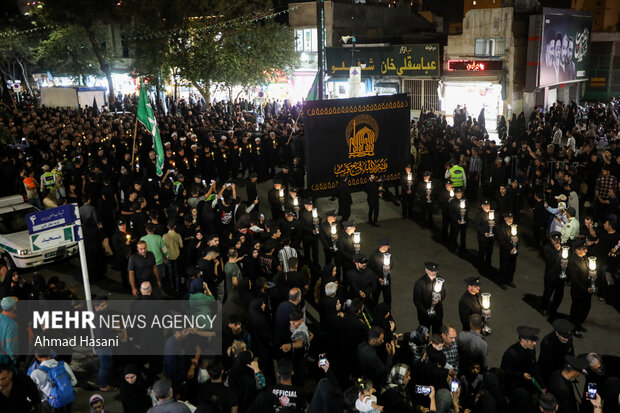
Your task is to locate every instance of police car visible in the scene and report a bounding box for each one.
[0,195,78,269]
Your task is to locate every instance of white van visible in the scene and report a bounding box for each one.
[0,195,78,269]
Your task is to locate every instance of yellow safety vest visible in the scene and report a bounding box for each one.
[449,165,465,187]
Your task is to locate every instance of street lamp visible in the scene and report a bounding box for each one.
[488,210,495,237]
[511,224,518,254]
[426,181,432,203]
[278,188,285,211]
[312,208,319,233]
[427,277,445,317]
[293,197,299,216]
[330,224,338,251]
[459,199,467,224]
[481,292,492,334]
[353,231,361,253]
[382,252,391,286]
[560,246,569,280]
[588,256,597,293]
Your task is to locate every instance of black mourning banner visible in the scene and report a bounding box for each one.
[303,94,410,196]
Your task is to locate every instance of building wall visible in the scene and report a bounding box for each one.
[572,0,620,32]
[445,7,526,114]
[463,0,501,17]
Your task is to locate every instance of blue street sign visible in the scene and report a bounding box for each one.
[26,205,77,235]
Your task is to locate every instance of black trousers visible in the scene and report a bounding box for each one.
[372,275,392,307]
[477,236,494,271]
[402,194,414,217]
[570,292,592,328]
[442,210,452,242]
[368,200,379,223]
[303,238,319,264]
[541,275,565,314]
[419,201,434,226]
[499,251,517,283]
[450,223,467,251]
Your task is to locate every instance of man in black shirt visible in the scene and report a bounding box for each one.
[197,359,238,413]
[0,362,42,413]
[547,356,589,413]
[366,174,382,227]
[271,358,305,412]
[541,232,565,317]
[111,219,133,291]
[458,276,482,332]
[128,240,162,299]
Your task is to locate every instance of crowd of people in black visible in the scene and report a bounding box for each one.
[0,94,620,413]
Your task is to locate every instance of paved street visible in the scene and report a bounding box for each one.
[22,181,620,411]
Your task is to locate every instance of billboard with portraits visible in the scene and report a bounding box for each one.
[539,8,591,88]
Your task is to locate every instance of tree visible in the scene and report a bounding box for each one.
[35,26,101,85]
[40,0,125,105]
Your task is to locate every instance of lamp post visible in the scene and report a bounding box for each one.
[427,277,445,317]
[459,199,467,224]
[353,231,361,254]
[426,181,432,203]
[488,210,495,237]
[588,256,597,293]
[382,252,391,286]
[293,197,299,217]
[278,188,285,211]
[312,208,320,233]
[407,173,413,190]
[481,292,492,334]
[560,246,569,280]
[330,224,338,251]
[510,224,519,254]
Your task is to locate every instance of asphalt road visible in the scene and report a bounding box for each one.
[20,182,620,412]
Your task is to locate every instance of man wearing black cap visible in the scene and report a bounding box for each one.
[541,232,565,317]
[401,164,415,219]
[500,326,544,413]
[548,355,589,413]
[458,277,482,331]
[474,200,494,274]
[369,238,392,307]
[337,221,357,275]
[319,210,338,267]
[438,180,455,243]
[497,212,519,288]
[567,239,592,336]
[111,219,133,291]
[267,179,285,220]
[366,174,382,227]
[538,319,575,385]
[416,171,435,227]
[413,262,445,332]
[347,254,376,306]
[449,187,468,253]
[299,199,320,265]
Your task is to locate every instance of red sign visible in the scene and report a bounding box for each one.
[447,60,503,72]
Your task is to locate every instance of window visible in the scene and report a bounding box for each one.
[295,28,318,52]
[474,37,506,57]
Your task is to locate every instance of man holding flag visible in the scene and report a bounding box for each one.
[136,84,165,177]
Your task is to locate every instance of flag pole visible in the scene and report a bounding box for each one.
[131,79,141,169]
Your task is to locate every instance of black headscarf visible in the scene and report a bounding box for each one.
[308,377,344,413]
[237,278,254,310]
[118,364,152,413]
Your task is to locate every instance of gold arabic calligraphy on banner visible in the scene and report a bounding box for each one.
[306,100,408,117]
[310,172,402,192]
[334,158,388,177]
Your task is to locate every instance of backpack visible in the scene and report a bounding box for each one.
[38,361,75,408]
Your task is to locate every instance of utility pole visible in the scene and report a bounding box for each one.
[316,0,325,100]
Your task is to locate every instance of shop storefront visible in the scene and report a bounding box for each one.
[325,43,440,101]
[440,59,505,140]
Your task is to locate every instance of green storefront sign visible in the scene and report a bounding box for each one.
[326,44,440,78]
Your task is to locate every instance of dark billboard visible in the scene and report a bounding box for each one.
[302,95,410,196]
[539,8,592,87]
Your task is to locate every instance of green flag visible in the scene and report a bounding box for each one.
[137,84,164,176]
[306,72,319,101]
